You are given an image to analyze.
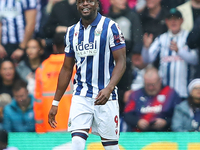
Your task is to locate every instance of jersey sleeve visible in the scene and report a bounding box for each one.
[109,22,126,51]
[64,27,75,57]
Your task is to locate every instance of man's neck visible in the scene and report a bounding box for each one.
[82,13,97,28]
[192,0,200,9]
[29,58,41,70]
[148,5,161,18]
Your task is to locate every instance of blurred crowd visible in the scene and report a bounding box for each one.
[0,0,200,138]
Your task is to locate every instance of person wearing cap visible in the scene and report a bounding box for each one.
[171,78,200,131]
[142,8,198,100]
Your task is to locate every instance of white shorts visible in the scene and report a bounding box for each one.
[68,95,120,140]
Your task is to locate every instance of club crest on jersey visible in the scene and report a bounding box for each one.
[157,95,166,102]
[76,41,97,57]
[95,29,102,36]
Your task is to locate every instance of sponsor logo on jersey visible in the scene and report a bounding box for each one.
[140,105,162,114]
[161,56,183,62]
[76,41,97,57]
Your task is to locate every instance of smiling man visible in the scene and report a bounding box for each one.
[48,0,126,150]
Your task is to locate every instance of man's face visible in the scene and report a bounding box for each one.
[146,0,161,9]
[165,17,183,33]
[144,76,161,96]
[13,88,29,107]
[110,0,127,11]
[76,0,99,20]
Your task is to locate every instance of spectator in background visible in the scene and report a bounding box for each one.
[100,0,138,15]
[3,80,35,132]
[37,0,63,39]
[139,0,168,40]
[130,51,148,92]
[177,0,200,31]
[0,94,11,130]
[123,67,181,132]
[123,50,149,106]
[0,59,20,97]
[172,79,200,132]
[37,0,63,57]
[107,0,143,115]
[0,129,18,150]
[142,8,198,100]
[187,17,200,78]
[34,32,75,133]
[161,0,186,10]
[16,38,45,95]
[43,0,80,39]
[0,0,37,62]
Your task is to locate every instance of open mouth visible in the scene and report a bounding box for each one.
[82,8,90,13]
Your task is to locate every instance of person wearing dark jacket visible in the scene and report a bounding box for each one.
[43,0,80,39]
[123,66,181,132]
[107,0,143,115]
[187,17,200,78]
[139,0,168,40]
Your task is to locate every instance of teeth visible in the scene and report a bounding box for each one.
[83,8,89,12]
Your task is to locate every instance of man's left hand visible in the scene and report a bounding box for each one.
[151,118,167,130]
[95,88,112,105]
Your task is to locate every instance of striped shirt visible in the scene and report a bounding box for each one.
[65,13,126,99]
[142,30,198,98]
[0,0,37,44]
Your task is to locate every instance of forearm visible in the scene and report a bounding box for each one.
[106,53,126,91]
[20,24,35,48]
[142,46,151,63]
[178,49,198,65]
[53,66,73,101]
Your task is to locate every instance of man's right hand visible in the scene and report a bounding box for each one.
[48,105,58,128]
[137,119,149,131]
[0,44,7,59]
[143,33,153,48]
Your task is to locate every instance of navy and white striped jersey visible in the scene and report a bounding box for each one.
[142,30,198,98]
[65,13,126,100]
[0,0,37,44]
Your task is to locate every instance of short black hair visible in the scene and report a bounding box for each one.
[53,32,66,48]
[12,79,27,92]
[0,129,8,144]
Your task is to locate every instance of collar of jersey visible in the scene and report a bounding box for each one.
[80,12,102,29]
[168,29,183,38]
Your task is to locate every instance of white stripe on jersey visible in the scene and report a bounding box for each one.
[143,30,198,98]
[65,13,125,99]
[0,0,37,44]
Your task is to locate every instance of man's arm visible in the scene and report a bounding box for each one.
[142,34,160,64]
[48,56,75,128]
[0,23,7,58]
[11,9,37,60]
[95,47,126,105]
